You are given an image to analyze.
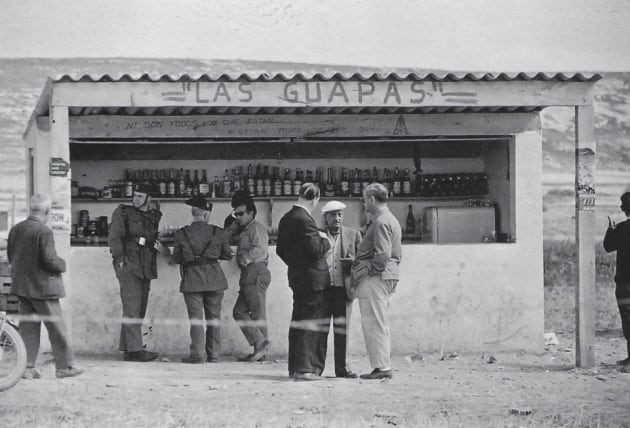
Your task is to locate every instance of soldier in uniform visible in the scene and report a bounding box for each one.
[172,195,233,363]
[108,182,162,362]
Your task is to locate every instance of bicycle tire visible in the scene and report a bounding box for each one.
[0,322,27,391]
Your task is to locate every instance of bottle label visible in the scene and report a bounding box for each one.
[403,181,411,195]
[393,182,401,195]
[273,181,282,195]
[159,182,167,195]
[283,181,292,195]
[167,182,175,196]
[263,180,272,196]
[293,182,302,195]
[199,183,209,195]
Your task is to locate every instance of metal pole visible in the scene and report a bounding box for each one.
[10,193,16,228]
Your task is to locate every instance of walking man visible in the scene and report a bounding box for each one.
[7,193,83,379]
[109,182,162,362]
[226,191,272,362]
[603,191,630,366]
[351,183,402,380]
[277,183,331,381]
[172,195,233,363]
[320,200,362,378]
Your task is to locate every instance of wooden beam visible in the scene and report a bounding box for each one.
[68,113,540,139]
[49,106,72,253]
[52,80,595,109]
[574,105,596,368]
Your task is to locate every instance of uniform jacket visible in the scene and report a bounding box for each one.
[276,205,331,292]
[108,204,162,279]
[7,216,66,299]
[172,221,233,293]
[604,218,630,294]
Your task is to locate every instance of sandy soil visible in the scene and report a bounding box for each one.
[1,333,629,427]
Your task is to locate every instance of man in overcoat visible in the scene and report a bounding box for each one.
[8,193,83,379]
[320,200,362,378]
[109,182,162,362]
[172,195,233,363]
[276,183,331,381]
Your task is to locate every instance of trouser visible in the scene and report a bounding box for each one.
[617,286,630,357]
[116,267,151,352]
[325,286,353,375]
[18,297,74,370]
[357,275,398,370]
[233,263,271,349]
[183,291,224,359]
[288,287,331,375]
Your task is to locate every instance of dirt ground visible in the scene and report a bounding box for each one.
[1,332,629,428]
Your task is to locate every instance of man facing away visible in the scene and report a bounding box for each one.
[351,183,402,380]
[225,190,272,362]
[603,191,630,367]
[320,200,362,379]
[7,193,83,379]
[276,183,331,381]
[108,182,162,362]
[172,195,233,363]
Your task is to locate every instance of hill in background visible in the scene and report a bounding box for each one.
[0,58,628,215]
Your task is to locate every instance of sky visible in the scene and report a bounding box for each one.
[0,0,629,71]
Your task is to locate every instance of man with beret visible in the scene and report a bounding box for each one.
[109,182,162,362]
[172,195,233,363]
[224,191,272,362]
[604,191,630,367]
[320,200,362,378]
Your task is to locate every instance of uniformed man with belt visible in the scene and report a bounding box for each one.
[172,195,233,363]
[225,191,272,362]
[109,182,162,362]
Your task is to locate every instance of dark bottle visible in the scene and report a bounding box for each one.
[351,168,362,196]
[283,168,292,195]
[255,164,264,196]
[167,169,176,197]
[313,167,322,190]
[305,169,314,184]
[184,169,193,197]
[383,168,393,196]
[392,167,401,196]
[324,168,335,197]
[191,169,200,196]
[340,167,349,196]
[406,204,415,234]
[199,169,210,196]
[124,169,134,197]
[272,167,282,196]
[263,166,272,196]
[158,170,167,196]
[402,168,412,196]
[293,168,303,196]
[177,168,186,197]
[372,166,379,183]
[361,169,370,193]
[246,164,255,196]
[213,176,221,198]
[233,168,241,193]
[222,169,231,197]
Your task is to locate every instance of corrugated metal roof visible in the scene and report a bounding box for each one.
[52,71,602,83]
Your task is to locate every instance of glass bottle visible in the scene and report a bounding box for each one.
[402,168,412,196]
[324,168,335,197]
[255,164,264,196]
[199,169,210,196]
[273,167,282,196]
[158,170,167,196]
[167,169,176,197]
[184,169,193,197]
[361,169,370,192]
[283,168,292,196]
[340,167,349,197]
[124,169,134,197]
[406,204,415,234]
[392,166,402,196]
[213,176,220,198]
[372,166,379,183]
[246,164,255,196]
[222,169,231,197]
[351,168,362,196]
[293,168,303,196]
[263,165,272,196]
[233,168,241,193]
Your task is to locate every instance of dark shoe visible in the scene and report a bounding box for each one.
[289,371,295,379]
[294,372,322,381]
[360,368,393,380]
[336,369,358,379]
[181,356,204,364]
[238,353,255,362]
[616,357,630,366]
[22,367,41,380]
[56,367,84,379]
[248,340,270,362]
[124,350,159,362]
[207,356,220,363]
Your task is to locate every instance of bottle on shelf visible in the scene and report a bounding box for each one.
[406,204,415,234]
[255,164,264,196]
[272,167,282,196]
[324,168,335,197]
[213,176,220,198]
[263,165,272,196]
[283,168,292,196]
[222,169,231,197]
[247,164,255,196]
[176,168,185,197]
[184,169,193,197]
[158,170,167,197]
[305,169,314,184]
[167,169,176,197]
[293,168,303,196]
[372,166,379,183]
[199,169,210,196]
[191,169,200,196]
[340,167,349,197]
[232,168,241,193]
[392,166,402,196]
[361,169,370,193]
[124,169,134,198]
[238,166,245,193]
[351,168,361,196]
[314,167,322,190]
[402,168,412,196]
[383,168,392,196]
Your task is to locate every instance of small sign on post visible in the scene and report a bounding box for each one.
[49,157,70,177]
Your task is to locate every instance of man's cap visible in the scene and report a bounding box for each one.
[621,192,630,209]
[133,182,152,194]
[321,200,347,214]
[185,195,213,211]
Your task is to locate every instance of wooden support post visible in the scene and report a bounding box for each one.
[49,105,71,257]
[575,105,596,368]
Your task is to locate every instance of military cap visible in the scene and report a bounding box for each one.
[133,182,152,194]
[185,195,212,211]
[321,200,347,214]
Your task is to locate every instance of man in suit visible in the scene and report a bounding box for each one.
[109,182,162,362]
[7,193,83,379]
[352,183,402,380]
[276,183,331,381]
[320,200,362,378]
[172,195,233,363]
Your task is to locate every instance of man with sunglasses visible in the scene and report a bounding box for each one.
[225,190,271,362]
[604,191,630,367]
[109,182,162,362]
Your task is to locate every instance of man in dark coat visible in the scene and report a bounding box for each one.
[8,193,83,379]
[276,183,331,381]
[109,183,162,362]
[172,195,233,363]
[603,191,630,366]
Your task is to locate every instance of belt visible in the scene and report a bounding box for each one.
[182,258,218,268]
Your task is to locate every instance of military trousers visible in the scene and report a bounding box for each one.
[183,291,224,360]
[18,297,74,370]
[233,262,271,349]
[115,266,151,352]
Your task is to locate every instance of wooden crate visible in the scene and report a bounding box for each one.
[0,272,19,314]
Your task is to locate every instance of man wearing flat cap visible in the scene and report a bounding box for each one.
[109,182,162,362]
[172,195,233,363]
[320,200,362,378]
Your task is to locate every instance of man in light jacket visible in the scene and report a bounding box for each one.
[7,193,83,379]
